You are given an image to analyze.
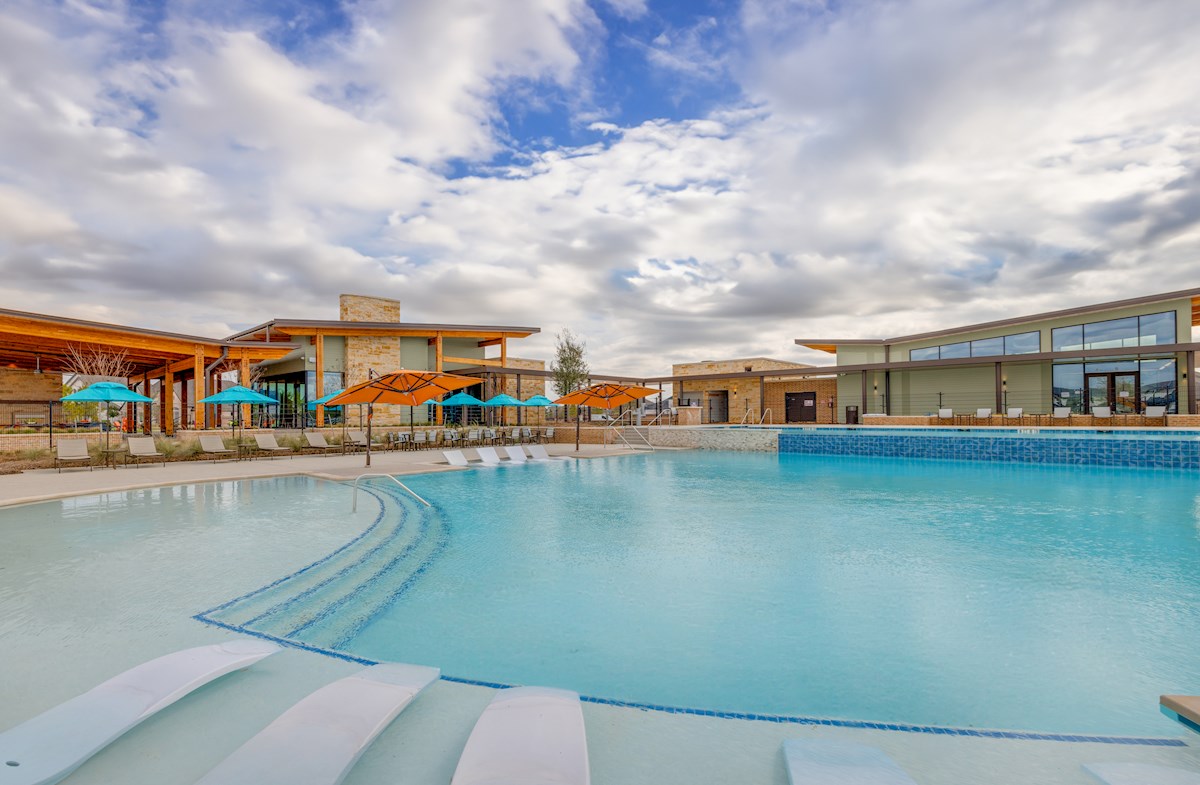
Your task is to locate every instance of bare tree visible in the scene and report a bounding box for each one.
[61,344,136,384]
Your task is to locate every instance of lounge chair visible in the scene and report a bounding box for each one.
[1091,405,1113,425]
[54,438,92,472]
[443,450,470,467]
[1053,406,1073,424]
[1002,407,1024,425]
[1082,762,1200,785]
[936,408,954,424]
[195,663,439,785]
[465,429,481,446]
[304,432,341,454]
[521,427,534,443]
[0,639,279,785]
[542,427,555,443]
[973,408,992,425]
[476,447,502,465]
[451,687,590,785]
[199,435,236,460]
[526,445,565,461]
[503,446,527,463]
[508,427,521,444]
[254,433,293,458]
[782,739,917,785]
[1142,405,1168,426]
[412,431,428,449]
[124,436,166,467]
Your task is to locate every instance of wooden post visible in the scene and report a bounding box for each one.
[193,347,206,429]
[499,337,507,426]
[314,331,324,428]
[239,353,251,428]
[180,371,189,429]
[163,368,174,435]
[434,333,444,424]
[142,372,151,433]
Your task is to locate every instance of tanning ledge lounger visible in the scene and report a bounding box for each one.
[782,739,917,785]
[443,450,470,467]
[0,639,280,785]
[475,447,502,465]
[451,686,590,785]
[502,446,528,463]
[195,662,440,785]
[1084,762,1200,785]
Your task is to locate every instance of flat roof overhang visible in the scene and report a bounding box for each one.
[796,288,1200,351]
[0,307,296,376]
[228,319,540,343]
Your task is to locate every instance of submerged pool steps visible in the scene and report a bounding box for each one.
[202,482,446,649]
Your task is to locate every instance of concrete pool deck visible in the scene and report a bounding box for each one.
[1,449,1198,784]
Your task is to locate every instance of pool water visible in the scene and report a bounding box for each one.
[259,452,1200,738]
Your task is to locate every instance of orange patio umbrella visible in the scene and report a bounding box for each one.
[554,382,660,451]
[325,370,478,466]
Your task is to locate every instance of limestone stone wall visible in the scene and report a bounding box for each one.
[672,357,813,424]
[762,378,839,424]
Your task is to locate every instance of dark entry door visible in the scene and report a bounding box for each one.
[706,391,729,423]
[1085,372,1140,414]
[786,392,818,423]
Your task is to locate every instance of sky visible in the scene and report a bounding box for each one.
[1,0,1198,376]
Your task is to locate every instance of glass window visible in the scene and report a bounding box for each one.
[1138,311,1176,347]
[1004,331,1040,355]
[970,337,1004,357]
[1052,364,1085,413]
[910,347,939,361]
[939,341,970,359]
[1051,325,1083,352]
[1083,316,1138,350]
[1140,358,1177,412]
[1084,360,1138,373]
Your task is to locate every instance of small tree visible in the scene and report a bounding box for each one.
[61,383,99,422]
[551,329,590,451]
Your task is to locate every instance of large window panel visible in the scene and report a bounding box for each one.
[1138,311,1176,347]
[940,341,971,359]
[910,347,939,361]
[1083,316,1138,350]
[1052,325,1083,352]
[970,337,1004,357]
[1139,358,1177,412]
[1004,331,1040,355]
[1052,364,1085,413]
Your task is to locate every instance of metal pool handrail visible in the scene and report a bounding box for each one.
[351,473,431,511]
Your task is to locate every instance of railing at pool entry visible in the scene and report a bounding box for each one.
[351,473,430,511]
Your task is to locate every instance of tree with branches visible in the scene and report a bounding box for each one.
[551,329,590,451]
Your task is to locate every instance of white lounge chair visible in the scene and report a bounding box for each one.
[195,663,439,785]
[1053,406,1073,422]
[199,435,236,460]
[124,435,166,467]
[0,639,279,785]
[54,438,92,472]
[254,433,293,457]
[1092,406,1113,422]
[1143,405,1168,426]
[476,447,502,465]
[1003,407,1024,424]
[782,739,916,785]
[973,408,992,424]
[503,446,527,463]
[526,445,564,461]
[451,687,589,785]
[1083,762,1200,785]
[936,408,954,423]
[443,450,470,467]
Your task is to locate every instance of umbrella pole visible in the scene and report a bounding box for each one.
[365,403,373,468]
[575,404,581,452]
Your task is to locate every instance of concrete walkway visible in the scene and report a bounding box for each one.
[0,442,640,506]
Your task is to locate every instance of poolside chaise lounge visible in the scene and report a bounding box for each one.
[199,435,236,460]
[0,639,280,785]
[476,447,502,465]
[1003,407,1024,425]
[782,739,917,785]
[346,430,382,450]
[451,686,590,785]
[443,449,470,467]
[973,408,992,425]
[1142,405,1168,427]
[936,408,954,424]
[254,433,293,457]
[503,446,528,463]
[124,435,166,467]
[1083,762,1200,785]
[304,432,341,455]
[1053,406,1073,423]
[195,663,439,785]
[54,438,92,472]
[526,445,565,461]
[1092,406,1113,424]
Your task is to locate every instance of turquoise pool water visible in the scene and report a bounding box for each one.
[12,452,1200,740]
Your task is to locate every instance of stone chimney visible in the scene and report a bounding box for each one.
[339,294,400,323]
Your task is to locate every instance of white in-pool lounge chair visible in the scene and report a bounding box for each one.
[195,662,439,785]
[476,447,502,465]
[782,739,916,785]
[0,639,279,785]
[54,438,92,472]
[526,445,565,461]
[443,449,470,467]
[1083,762,1200,785]
[503,446,527,463]
[199,435,236,460]
[451,687,590,785]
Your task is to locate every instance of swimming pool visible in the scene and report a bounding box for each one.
[183,451,1200,739]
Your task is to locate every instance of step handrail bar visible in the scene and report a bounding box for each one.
[603,410,654,450]
[351,472,431,511]
[759,408,772,424]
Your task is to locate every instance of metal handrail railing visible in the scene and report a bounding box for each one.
[351,473,431,511]
[759,409,773,424]
[604,411,654,450]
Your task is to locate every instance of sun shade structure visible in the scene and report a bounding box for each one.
[61,381,154,449]
[324,370,478,466]
[554,383,660,451]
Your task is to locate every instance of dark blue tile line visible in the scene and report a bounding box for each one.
[193,484,389,617]
[191,617,1192,750]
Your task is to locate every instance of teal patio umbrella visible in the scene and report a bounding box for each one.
[61,381,153,449]
[523,394,556,425]
[198,385,279,441]
[435,391,484,427]
[307,389,346,442]
[483,393,524,428]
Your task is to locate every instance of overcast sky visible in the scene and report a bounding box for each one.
[1,0,1197,375]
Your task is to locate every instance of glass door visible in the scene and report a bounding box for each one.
[1086,375,1109,413]
[1085,372,1141,414]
